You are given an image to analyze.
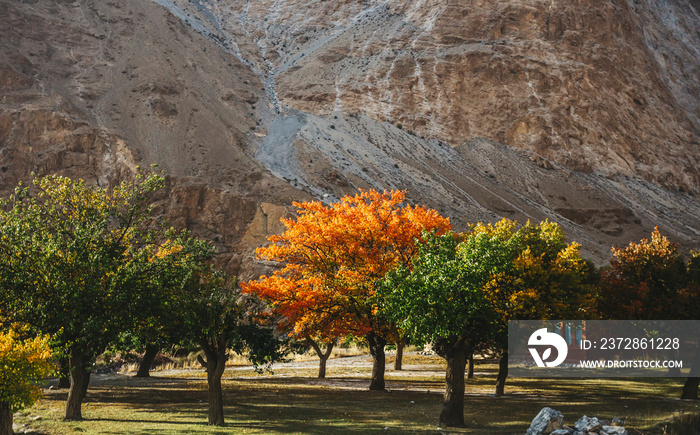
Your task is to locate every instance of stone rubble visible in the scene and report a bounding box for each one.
[526,407,628,435]
[574,416,602,433]
[526,408,565,435]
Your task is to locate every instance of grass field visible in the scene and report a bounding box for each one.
[14,353,700,434]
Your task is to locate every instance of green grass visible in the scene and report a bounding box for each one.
[13,355,700,434]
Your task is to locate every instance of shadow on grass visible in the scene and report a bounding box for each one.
[31,364,699,434]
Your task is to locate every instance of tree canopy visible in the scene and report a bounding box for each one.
[380,230,495,427]
[599,227,698,320]
[380,231,493,345]
[599,228,700,399]
[0,170,179,420]
[380,219,598,426]
[175,264,285,425]
[469,219,598,343]
[242,189,451,389]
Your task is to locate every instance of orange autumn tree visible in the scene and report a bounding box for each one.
[242,190,451,389]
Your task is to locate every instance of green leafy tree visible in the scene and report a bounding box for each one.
[381,220,597,427]
[115,251,199,379]
[116,336,165,378]
[157,236,286,426]
[0,328,55,435]
[175,264,286,426]
[0,171,175,420]
[380,232,493,427]
[113,316,190,378]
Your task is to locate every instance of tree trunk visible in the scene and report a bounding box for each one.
[394,338,406,371]
[57,359,71,389]
[207,368,225,426]
[318,354,328,379]
[681,377,699,400]
[136,343,159,378]
[467,352,474,379]
[437,339,467,428]
[307,338,334,379]
[0,402,12,435]
[681,347,700,400]
[198,347,227,426]
[495,350,508,397]
[65,349,92,420]
[366,333,387,391]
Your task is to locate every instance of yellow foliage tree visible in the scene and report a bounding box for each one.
[0,328,54,434]
[463,218,597,395]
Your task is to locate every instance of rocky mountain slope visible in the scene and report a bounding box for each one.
[1,0,699,272]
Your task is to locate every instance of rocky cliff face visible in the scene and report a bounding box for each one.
[1,0,699,269]
[0,0,305,275]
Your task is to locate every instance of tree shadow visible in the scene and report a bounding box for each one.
[35,368,698,434]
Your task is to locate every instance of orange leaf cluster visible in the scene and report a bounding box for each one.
[242,190,451,340]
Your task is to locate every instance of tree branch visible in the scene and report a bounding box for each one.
[197,354,208,369]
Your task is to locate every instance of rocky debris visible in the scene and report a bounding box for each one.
[526,407,565,435]
[526,408,628,435]
[600,427,627,435]
[575,416,603,433]
[0,0,305,276]
[12,422,48,434]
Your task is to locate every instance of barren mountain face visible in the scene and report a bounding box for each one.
[172,0,700,190]
[1,0,699,271]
